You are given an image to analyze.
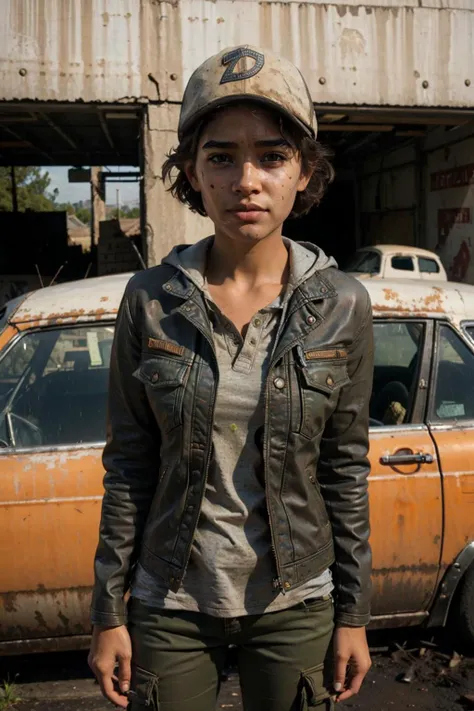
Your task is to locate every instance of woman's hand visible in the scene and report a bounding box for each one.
[332,625,372,702]
[88,625,132,708]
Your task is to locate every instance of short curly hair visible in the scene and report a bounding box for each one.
[161,105,335,218]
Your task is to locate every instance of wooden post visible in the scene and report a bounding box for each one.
[10,166,18,212]
[90,166,106,250]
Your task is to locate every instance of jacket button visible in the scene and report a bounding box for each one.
[164,284,172,291]
[253,317,262,327]
[309,475,316,484]
[326,375,334,386]
[274,377,285,389]
[320,286,327,294]
[284,581,291,590]
[307,315,316,325]
[151,372,159,383]
[187,505,194,513]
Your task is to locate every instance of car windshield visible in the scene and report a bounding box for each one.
[0,295,27,337]
[345,251,381,274]
[0,324,115,449]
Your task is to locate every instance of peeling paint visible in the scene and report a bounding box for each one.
[9,273,132,328]
[365,278,474,326]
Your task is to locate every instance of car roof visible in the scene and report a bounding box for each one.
[8,272,133,326]
[5,271,474,329]
[364,277,474,323]
[360,245,441,259]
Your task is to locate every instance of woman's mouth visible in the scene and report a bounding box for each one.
[228,205,268,222]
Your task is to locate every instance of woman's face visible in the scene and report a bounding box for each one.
[186,105,311,244]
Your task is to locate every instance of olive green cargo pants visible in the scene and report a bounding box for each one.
[127,595,334,710]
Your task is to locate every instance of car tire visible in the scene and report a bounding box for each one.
[453,562,474,652]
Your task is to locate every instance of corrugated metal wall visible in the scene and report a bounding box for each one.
[1,0,474,109]
[1,0,144,102]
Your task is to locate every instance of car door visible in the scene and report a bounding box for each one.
[427,323,474,578]
[368,319,443,620]
[0,322,114,649]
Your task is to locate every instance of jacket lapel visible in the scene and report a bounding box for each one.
[271,272,336,366]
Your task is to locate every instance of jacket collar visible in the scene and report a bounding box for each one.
[162,260,337,361]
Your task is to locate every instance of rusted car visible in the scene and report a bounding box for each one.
[1,274,474,654]
[345,245,447,281]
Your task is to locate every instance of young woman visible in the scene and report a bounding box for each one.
[89,45,374,711]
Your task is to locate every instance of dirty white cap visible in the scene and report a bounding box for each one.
[178,45,317,140]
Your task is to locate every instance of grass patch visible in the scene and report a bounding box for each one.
[0,680,21,710]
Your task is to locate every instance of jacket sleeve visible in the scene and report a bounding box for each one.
[91,283,161,627]
[318,287,374,627]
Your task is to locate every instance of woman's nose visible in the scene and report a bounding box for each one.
[232,161,262,195]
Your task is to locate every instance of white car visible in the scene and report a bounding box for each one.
[345,245,447,281]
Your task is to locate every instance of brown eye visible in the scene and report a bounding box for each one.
[209,154,232,165]
[262,152,287,163]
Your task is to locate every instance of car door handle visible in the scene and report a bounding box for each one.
[380,452,434,466]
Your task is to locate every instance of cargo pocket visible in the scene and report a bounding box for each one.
[128,665,159,709]
[299,663,334,709]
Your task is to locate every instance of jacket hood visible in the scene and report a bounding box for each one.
[162,236,337,293]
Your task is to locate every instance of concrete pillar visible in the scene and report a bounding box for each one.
[90,167,106,250]
[142,104,212,266]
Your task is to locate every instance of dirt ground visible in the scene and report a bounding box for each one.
[1,630,474,711]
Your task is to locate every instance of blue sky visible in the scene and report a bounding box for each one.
[45,166,140,206]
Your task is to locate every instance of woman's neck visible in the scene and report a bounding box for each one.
[207,232,289,288]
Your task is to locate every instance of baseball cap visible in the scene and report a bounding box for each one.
[178,45,317,140]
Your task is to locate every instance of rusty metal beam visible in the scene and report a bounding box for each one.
[97,111,117,152]
[346,114,472,127]
[38,112,78,150]
[0,140,30,148]
[0,115,38,123]
[0,125,53,163]
[320,124,394,132]
[314,105,474,120]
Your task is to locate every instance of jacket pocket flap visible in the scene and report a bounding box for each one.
[134,357,189,388]
[301,363,350,394]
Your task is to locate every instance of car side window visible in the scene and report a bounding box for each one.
[0,325,115,449]
[391,256,414,272]
[464,325,474,345]
[432,325,474,421]
[370,321,424,426]
[419,257,440,274]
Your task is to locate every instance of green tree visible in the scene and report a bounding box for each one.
[56,202,76,215]
[75,206,91,224]
[0,167,58,212]
[108,204,140,220]
[123,205,140,218]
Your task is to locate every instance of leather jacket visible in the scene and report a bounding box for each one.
[91,250,374,628]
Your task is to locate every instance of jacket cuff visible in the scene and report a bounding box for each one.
[335,610,371,628]
[90,608,127,628]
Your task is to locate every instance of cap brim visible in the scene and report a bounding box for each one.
[178,94,316,141]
